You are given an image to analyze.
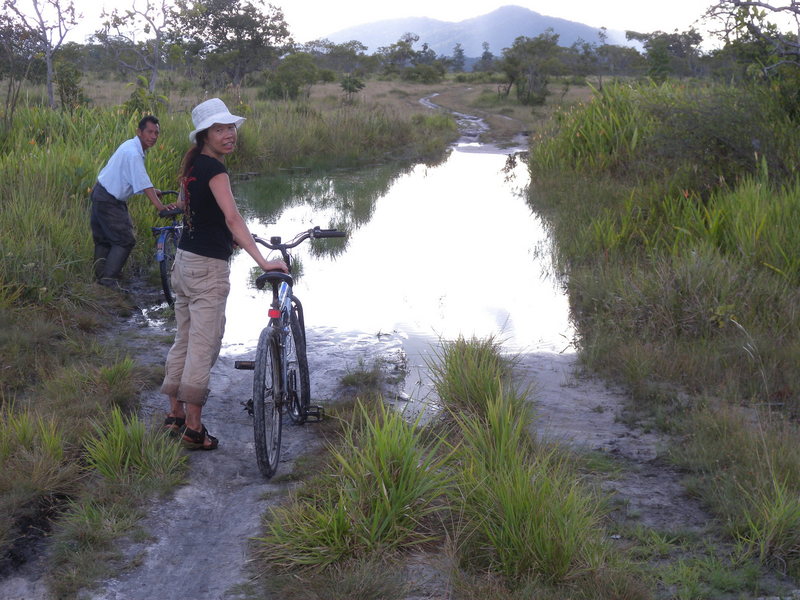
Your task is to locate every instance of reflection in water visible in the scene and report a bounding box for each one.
[235,159,420,235]
[225,146,574,360]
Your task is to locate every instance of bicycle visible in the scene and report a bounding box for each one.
[235,226,346,478]
[150,190,182,306]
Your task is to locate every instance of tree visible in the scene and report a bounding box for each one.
[473,41,495,72]
[626,28,704,79]
[54,41,87,109]
[414,42,437,66]
[301,38,371,74]
[340,73,365,102]
[93,0,173,93]
[707,1,800,115]
[0,8,39,127]
[707,0,800,72]
[262,52,318,100]
[172,0,292,87]
[5,0,77,108]
[499,30,564,105]
[377,32,419,75]
[450,42,465,72]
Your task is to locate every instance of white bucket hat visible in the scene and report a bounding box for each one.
[189,98,245,144]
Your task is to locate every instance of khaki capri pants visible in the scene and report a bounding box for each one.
[160,249,231,406]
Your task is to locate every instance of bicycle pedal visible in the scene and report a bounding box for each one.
[304,405,324,422]
[234,360,255,370]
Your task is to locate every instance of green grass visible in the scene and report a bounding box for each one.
[0,407,80,554]
[528,78,800,591]
[450,391,608,584]
[252,337,646,598]
[84,407,186,489]
[255,399,452,570]
[46,408,186,597]
[426,335,513,415]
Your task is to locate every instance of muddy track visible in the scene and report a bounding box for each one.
[86,319,719,600]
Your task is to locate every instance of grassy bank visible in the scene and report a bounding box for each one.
[0,86,456,593]
[529,80,800,579]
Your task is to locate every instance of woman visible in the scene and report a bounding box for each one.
[160,98,287,450]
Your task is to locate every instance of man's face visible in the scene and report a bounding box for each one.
[137,122,160,150]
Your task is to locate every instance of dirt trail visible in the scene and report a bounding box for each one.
[91,325,715,600]
[54,316,708,600]
[89,319,408,600]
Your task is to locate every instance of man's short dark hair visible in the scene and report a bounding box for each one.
[138,115,160,130]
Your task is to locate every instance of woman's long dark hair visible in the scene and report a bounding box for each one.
[180,130,207,180]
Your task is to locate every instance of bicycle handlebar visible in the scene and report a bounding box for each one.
[253,226,346,287]
[158,207,184,218]
[253,226,346,251]
[157,191,182,218]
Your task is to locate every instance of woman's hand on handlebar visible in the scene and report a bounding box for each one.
[263,258,288,273]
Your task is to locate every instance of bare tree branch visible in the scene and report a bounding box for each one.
[4,0,78,108]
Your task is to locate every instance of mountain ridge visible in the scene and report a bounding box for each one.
[323,5,629,57]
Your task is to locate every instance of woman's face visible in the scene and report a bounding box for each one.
[203,122,238,158]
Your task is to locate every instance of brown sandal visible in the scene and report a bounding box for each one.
[181,425,219,451]
[163,415,185,436]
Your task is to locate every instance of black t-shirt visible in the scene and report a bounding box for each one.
[178,154,233,260]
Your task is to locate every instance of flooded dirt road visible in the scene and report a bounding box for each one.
[1,100,727,600]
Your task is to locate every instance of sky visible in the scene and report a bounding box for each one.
[68,0,717,46]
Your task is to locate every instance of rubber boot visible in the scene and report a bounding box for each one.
[98,245,132,292]
[93,245,110,281]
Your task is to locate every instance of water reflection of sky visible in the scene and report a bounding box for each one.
[223,148,575,356]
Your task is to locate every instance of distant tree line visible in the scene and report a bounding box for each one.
[2,0,800,114]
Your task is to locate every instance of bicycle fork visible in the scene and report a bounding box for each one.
[234,282,291,416]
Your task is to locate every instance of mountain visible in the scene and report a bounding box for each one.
[324,5,628,57]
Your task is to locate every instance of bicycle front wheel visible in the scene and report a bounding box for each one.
[286,305,311,425]
[253,326,282,478]
[159,230,179,305]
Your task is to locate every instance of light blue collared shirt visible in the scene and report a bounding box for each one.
[96,136,154,202]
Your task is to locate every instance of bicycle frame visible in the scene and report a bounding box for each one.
[236,226,346,477]
[152,225,178,262]
[150,197,182,305]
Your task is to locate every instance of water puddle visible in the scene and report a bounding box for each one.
[221,142,575,412]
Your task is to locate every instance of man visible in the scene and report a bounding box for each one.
[90,115,175,290]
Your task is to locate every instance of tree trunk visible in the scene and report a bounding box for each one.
[149,33,160,94]
[45,46,56,109]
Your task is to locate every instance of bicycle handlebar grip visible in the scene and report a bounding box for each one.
[315,229,346,238]
[158,208,184,218]
[255,271,294,290]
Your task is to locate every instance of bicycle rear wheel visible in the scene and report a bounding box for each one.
[253,326,282,478]
[159,230,179,305]
[286,305,311,425]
